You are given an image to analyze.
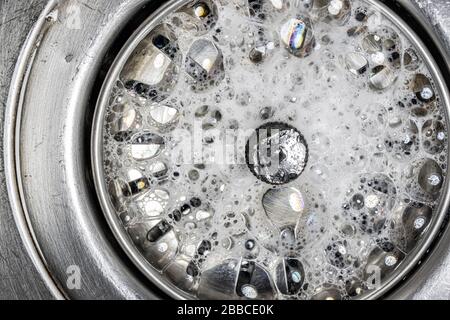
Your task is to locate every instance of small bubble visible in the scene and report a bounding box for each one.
[420,87,434,101]
[241,285,258,299]
[245,240,255,250]
[384,255,398,267]
[428,174,441,186]
[414,217,426,230]
[291,271,302,283]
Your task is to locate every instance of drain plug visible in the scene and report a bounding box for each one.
[245,122,308,185]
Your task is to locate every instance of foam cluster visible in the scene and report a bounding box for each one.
[100,0,448,300]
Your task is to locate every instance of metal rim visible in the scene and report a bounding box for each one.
[5,0,167,300]
[91,0,450,300]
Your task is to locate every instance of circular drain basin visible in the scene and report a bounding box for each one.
[92,0,450,300]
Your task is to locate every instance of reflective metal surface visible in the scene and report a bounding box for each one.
[0,0,54,299]
[1,0,450,300]
[3,0,166,300]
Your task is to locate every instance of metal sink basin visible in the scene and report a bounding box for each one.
[1,0,450,300]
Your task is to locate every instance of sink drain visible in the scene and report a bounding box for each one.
[246,122,309,185]
[92,0,450,300]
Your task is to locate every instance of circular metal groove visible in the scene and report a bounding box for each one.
[4,0,450,301]
[4,0,66,300]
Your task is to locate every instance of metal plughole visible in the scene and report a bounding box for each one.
[92,0,450,300]
[4,0,450,300]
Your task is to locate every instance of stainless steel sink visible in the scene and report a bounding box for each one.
[1,0,450,300]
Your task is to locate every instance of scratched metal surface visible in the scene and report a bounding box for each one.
[0,0,161,300]
[14,0,162,300]
[414,0,450,52]
[0,0,54,300]
[0,0,449,300]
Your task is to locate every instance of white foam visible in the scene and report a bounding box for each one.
[101,0,448,299]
